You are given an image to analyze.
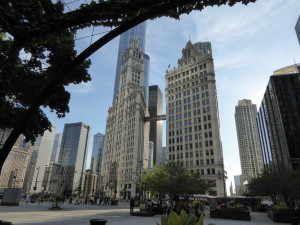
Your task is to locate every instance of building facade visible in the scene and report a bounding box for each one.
[58,122,90,197]
[113,22,150,105]
[257,64,300,171]
[234,175,242,196]
[295,15,300,45]
[50,133,62,163]
[23,127,56,193]
[83,169,98,198]
[193,42,212,56]
[234,99,264,184]
[90,133,105,174]
[102,39,149,199]
[148,85,163,165]
[165,41,225,196]
[0,130,30,190]
[42,162,63,196]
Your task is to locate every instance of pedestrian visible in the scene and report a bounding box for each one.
[99,197,102,205]
[199,202,205,217]
[69,197,73,204]
[26,194,31,205]
[130,197,134,214]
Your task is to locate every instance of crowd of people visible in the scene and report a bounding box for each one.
[68,196,118,206]
[23,193,118,206]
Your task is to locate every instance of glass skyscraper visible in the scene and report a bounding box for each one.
[90,133,105,174]
[295,15,300,45]
[112,22,150,104]
[58,122,90,196]
[257,64,300,171]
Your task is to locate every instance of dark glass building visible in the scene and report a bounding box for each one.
[257,64,300,171]
[295,15,300,45]
[148,85,163,164]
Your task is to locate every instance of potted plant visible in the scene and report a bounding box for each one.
[157,210,204,225]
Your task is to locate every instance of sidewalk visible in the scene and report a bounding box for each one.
[0,201,287,225]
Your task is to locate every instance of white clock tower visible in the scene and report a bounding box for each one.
[102,39,149,199]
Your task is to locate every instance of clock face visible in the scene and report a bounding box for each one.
[134,61,142,69]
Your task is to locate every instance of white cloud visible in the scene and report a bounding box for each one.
[67,81,95,94]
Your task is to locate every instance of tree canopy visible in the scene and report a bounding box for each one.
[247,169,300,208]
[141,161,210,200]
[0,0,257,173]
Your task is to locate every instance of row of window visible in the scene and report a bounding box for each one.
[168,81,209,93]
[169,91,209,101]
[167,63,207,82]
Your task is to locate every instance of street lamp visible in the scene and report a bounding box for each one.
[33,167,40,191]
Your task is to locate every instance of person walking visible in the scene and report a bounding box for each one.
[130,197,134,214]
[26,194,31,205]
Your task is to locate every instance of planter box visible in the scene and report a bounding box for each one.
[210,209,251,221]
[267,210,299,223]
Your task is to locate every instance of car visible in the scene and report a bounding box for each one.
[146,199,158,207]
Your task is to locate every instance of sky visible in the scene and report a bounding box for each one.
[45,0,300,194]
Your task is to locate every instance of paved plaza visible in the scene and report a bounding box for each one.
[0,201,287,225]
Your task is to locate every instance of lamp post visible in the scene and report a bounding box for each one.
[33,166,40,191]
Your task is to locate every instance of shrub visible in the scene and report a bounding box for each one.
[272,204,288,212]
[157,210,204,225]
[228,203,244,210]
[0,220,12,225]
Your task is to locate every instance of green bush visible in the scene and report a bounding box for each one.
[157,210,204,225]
[272,204,288,212]
[228,203,244,210]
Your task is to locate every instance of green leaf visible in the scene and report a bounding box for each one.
[179,209,187,224]
[184,214,197,225]
[197,213,204,225]
[168,210,180,225]
[161,216,168,225]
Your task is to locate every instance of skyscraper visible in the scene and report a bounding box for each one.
[90,133,105,174]
[295,15,300,45]
[193,42,212,56]
[50,133,62,163]
[23,126,56,193]
[165,41,225,196]
[148,85,163,164]
[0,130,30,190]
[257,64,300,171]
[58,122,90,196]
[102,39,149,199]
[234,175,242,196]
[234,99,264,184]
[112,22,150,104]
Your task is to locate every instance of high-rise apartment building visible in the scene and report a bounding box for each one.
[296,15,300,45]
[0,130,30,190]
[113,22,150,104]
[90,133,105,174]
[165,41,225,196]
[257,64,300,171]
[58,122,90,196]
[102,39,149,199]
[50,133,62,163]
[23,126,56,193]
[235,99,264,184]
[148,85,163,164]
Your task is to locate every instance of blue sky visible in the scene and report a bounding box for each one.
[45,0,300,194]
